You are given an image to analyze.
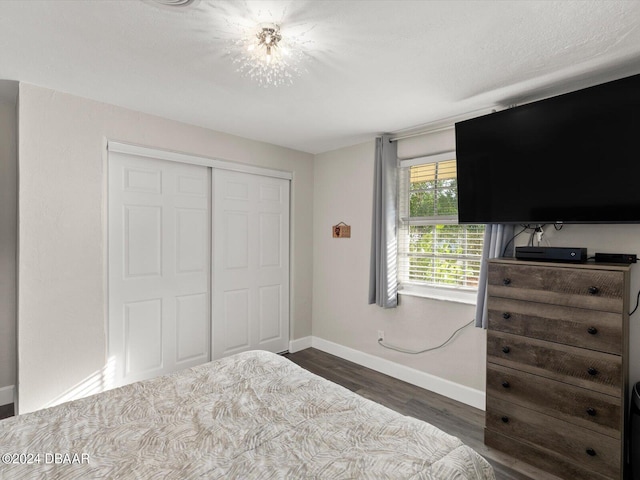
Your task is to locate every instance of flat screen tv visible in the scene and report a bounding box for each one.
[455,72,640,224]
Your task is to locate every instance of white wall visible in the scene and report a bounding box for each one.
[0,87,17,402]
[312,141,487,399]
[17,83,314,414]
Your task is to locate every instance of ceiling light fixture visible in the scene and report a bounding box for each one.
[231,22,308,88]
[251,25,281,64]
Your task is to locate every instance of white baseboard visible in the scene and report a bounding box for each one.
[310,337,486,411]
[289,336,313,353]
[0,385,15,407]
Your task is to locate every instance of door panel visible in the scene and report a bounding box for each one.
[124,206,162,277]
[175,293,209,364]
[176,208,208,273]
[124,298,163,375]
[223,289,251,351]
[259,284,282,342]
[259,213,282,267]
[213,170,290,359]
[109,153,211,387]
[225,212,249,269]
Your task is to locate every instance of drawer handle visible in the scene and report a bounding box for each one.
[501,416,509,423]
[586,448,597,457]
[587,367,598,376]
[501,381,510,389]
[502,346,510,354]
[586,407,597,416]
[588,286,600,295]
[502,278,511,286]
[502,312,511,320]
[587,326,598,335]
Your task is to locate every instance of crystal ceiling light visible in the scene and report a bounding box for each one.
[231,22,308,87]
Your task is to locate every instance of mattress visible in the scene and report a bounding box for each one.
[0,350,495,479]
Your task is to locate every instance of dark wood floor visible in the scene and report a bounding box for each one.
[285,348,563,480]
[0,403,14,420]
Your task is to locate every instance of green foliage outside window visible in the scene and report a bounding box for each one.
[403,161,484,288]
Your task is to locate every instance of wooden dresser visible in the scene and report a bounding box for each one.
[485,258,630,480]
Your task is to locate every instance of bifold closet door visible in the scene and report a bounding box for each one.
[212,169,290,359]
[108,153,211,387]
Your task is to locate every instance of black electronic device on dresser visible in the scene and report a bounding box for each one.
[515,246,587,263]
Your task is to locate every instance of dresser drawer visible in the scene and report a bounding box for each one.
[488,262,624,313]
[487,331,622,396]
[488,296,623,354]
[486,397,621,478]
[485,429,616,480]
[487,364,621,438]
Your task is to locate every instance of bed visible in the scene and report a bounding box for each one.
[0,350,495,479]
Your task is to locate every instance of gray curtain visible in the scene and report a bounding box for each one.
[368,134,398,308]
[474,224,515,327]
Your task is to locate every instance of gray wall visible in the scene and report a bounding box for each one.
[312,141,487,401]
[312,138,640,406]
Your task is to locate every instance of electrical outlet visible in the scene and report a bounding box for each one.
[377,330,385,341]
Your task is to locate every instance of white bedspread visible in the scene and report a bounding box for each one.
[0,350,495,479]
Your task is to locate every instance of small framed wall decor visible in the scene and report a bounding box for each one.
[332,222,351,238]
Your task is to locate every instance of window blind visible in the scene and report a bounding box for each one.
[398,154,484,290]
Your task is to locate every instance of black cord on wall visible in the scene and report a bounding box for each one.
[630,289,640,316]
[501,224,536,257]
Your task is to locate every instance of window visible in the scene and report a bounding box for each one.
[398,153,484,303]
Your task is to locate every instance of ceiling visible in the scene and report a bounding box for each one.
[1,0,640,154]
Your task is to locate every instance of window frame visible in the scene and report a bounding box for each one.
[397,151,483,304]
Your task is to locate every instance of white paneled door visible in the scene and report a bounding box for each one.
[109,153,211,387]
[212,169,290,359]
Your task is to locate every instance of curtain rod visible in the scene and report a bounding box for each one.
[389,125,452,143]
[388,106,498,143]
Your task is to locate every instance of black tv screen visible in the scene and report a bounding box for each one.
[455,73,640,224]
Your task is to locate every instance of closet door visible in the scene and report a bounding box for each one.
[212,170,290,359]
[108,153,211,387]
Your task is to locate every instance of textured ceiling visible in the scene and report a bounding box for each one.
[1,0,640,153]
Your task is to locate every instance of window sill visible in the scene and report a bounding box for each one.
[398,284,477,305]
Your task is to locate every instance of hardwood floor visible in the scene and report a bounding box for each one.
[284,348,563,480]
[0,403,14,420]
